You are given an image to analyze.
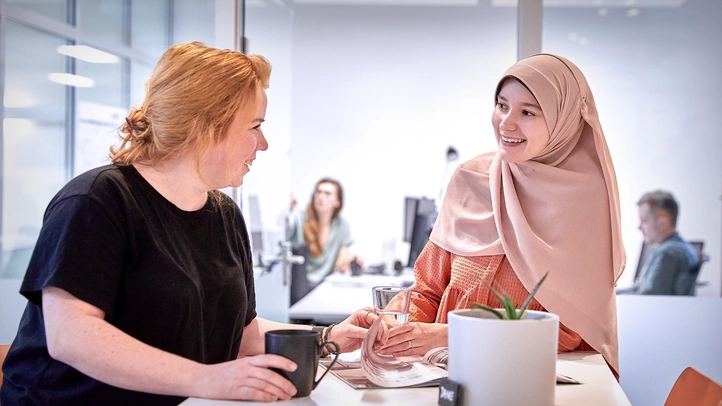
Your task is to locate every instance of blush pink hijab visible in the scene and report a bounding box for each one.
[430,54,625,375]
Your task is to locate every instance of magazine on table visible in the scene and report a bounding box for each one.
[319,317,448,389]
[319,317,581,389]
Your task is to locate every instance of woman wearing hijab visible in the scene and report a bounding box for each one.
[378,54,625,377]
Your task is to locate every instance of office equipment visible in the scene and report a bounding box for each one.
[688,240,710,294]
[403,197,436,268]
[290,243,312,306]
[632,241,653,284]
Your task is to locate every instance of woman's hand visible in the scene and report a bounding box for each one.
[375,322,448,357]
[193,355,298,401]
[327,307,389,353]
[289,194,297,212]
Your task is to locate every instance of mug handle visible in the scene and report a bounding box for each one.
[312,341,340,390]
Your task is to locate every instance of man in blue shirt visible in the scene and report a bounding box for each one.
[630,190,700,295]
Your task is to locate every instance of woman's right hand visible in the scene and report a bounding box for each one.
[193,354,298,401]
[375,322,448,358]
[289,194,297,212]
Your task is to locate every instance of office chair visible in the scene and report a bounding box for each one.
[664,366,722,406]
[290,243,311,306]
[686,240,710,295]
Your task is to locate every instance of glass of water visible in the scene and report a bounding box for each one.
[371,285,411,324]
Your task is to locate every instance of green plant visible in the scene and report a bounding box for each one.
[468,272,549,320]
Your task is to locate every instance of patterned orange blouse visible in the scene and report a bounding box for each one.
[409,241,594,354]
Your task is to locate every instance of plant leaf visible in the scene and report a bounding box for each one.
[494,282,519,319]
[468,303,506,319]
[518,272,549,318]
[482,280,506,307]
[469,271,549,321]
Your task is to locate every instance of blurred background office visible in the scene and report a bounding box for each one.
[243,0,721,299]
[1,1,721,404]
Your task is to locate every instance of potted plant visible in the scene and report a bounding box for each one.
[447,273,559,406]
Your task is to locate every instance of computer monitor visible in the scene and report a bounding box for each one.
[404,197,437,268]
[633,241,653,283]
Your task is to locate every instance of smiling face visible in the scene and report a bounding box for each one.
[491,78,550,163]
[205,90,268,189]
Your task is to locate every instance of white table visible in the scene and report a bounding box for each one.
[180,351,630,405]
[289,272,415,324]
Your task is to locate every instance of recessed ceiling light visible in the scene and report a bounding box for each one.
[626,7,640,16]
[57,45,119,64]
[48,73,95,88]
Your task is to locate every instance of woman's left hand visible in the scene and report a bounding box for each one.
[327,307,389,353]
[375,322,448,357]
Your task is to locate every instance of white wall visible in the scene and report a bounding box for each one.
[247,1,721,296]
[541,1,722,296]
[288,4,517,267]
[617,295,722,405]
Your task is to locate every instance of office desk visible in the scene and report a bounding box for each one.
[180,351,630,405]
[289,272,415,324]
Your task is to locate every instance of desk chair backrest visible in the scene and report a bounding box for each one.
[664,366,722,406]
[0,343,10,390]
[632,241,653,284]
[290,243,311,306]
[685,240,710,295]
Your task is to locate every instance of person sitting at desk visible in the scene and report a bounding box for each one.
[623,190,700,295]
[0,42,383,405]
[375,54,625,378]
[286,178,363,286]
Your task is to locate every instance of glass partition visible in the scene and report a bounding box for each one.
[2,21,68,278]
[0,1,232,280]
[542,0,722,296]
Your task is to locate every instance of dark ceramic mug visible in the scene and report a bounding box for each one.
[265,329,340,397]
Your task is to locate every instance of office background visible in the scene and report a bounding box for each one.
[1,0,720,295]
[244,0,722,297]
[0,1,721,405]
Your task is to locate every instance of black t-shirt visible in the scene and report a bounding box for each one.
[0,164,256,406]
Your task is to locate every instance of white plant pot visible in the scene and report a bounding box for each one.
[447,308,559,406]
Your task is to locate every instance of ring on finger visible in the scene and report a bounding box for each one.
[407,340,412,349]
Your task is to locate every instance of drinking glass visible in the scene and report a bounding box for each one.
[372,285,411,324]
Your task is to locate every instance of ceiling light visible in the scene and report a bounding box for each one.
[48,73,95,88]
[57,45,119,64]
[626,7,640,15]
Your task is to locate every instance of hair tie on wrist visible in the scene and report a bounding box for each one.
[324,323,336,343]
